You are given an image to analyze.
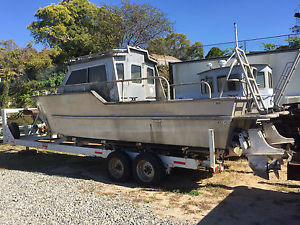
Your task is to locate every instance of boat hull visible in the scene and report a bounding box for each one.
[36,92,242,149]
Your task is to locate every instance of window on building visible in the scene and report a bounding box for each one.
[217,74,241,92]
[256,72,265,88]
[147,68,154,84]
[116,63,124,80]
[201,77,214,94]
[88,65,107,83]
[66,69,87,85]
[131,65,142,83]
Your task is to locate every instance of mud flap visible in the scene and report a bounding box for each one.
[240,129,285,179]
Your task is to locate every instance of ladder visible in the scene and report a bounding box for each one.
[235,47,268,113]
[273,49,300,107]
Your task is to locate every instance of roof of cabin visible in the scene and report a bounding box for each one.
[67,46,157,66]
[170,48,300,66]
[197,64,271,76]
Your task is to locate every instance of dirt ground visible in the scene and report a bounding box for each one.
[0,144,299,225]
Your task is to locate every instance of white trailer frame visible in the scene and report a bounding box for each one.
[1,108,223,174]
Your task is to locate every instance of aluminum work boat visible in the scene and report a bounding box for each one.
[35,43,294,179]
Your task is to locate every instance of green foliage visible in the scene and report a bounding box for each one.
[9,80,39,108]
[157,65,169,80]
[23,48,54,80]
[37,71,65,88]
[0,39,55,80]
[291,25,300,34]
[148,33,204,60]
[186,41,205,60]
[0,40,25,79]
[0,80,10,107]
[7,113,34,126]
[28,0,122,63]
[114,0,173,47]
[188,190,200,196]
[205,47,230,59]
[262,43,280,51]
[165,33,191,60]
[286,36,300,48]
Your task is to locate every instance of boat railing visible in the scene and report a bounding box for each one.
[34,76,171,101]
[170,81,212,99]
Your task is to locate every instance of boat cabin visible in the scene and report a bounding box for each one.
[59,47,165,102]
[173,64,274,108]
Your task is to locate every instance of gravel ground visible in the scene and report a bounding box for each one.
[0,170,189,225]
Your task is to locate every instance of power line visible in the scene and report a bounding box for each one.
[203,33,299,47]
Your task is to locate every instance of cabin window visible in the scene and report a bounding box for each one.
[131,65,142,83]
[66,69,87,85]
[201,77,214,94]
[256,72,265,88]
[147,68,154,84]
[268,72,272,88]
[217,74,240,92]
[116,63,124,80]
[88,65,107,83]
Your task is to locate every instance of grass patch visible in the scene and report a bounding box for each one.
[181,204,187,208]
[188,190,200,196]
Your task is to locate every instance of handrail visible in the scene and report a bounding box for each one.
[171,81,212,99]
[273,49,300,107]
[35,76,171,101]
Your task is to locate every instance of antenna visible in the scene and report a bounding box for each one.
[234,22,238,48]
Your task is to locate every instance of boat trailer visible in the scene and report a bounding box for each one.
[1,108,223,185]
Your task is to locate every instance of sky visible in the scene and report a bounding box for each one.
[0,0,299,53]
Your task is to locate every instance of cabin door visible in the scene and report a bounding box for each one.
[115,61,146,101]
[144,66,156,100]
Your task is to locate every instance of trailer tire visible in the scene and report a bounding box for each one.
[106,151,131,182]
[132,152,165,186]
[8,122,20,139]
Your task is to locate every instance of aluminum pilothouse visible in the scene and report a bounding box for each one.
[34,28,294,180]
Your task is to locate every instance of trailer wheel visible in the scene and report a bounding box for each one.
[133,152,165,186]
[106,151,131,182]
[8,122,20,139]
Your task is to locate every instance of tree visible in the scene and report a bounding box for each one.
[205,47,229,59]
[0,40,24,79]
[148,33,204,60]
[23,48,54,80]
[28,0,122,63]
[286,36,300,48]
[186,41,204,60]
[164,33,191,60]
[111,0,173,47]
[0,80,9,107]
[0,40,55,80]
